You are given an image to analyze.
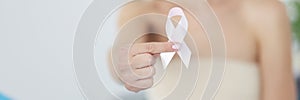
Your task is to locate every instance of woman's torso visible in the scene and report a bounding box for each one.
[121,0,260,99]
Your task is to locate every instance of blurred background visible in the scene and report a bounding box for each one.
[287,0,300,99]
[0,0,299,100]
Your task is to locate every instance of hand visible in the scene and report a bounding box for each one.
[116,42,177,92]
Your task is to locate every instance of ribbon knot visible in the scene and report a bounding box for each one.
[160,7,192,69]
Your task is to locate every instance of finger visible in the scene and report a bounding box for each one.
[130,42,177,56]
[134,77,154,89]
[125,77,154,91]
[134,66,155,79]
[125,77,154,92]
[125,84,143,93]
[130,54,156,69]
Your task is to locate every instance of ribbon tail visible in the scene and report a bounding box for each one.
[177,43,191,68]
[160,52,176,69]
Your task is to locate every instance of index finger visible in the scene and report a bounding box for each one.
[130,42,177,56]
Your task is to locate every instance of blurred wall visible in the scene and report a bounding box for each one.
[0,0,92,99]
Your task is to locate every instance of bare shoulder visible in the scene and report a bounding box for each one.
[241,0,288,27]
[242,0,286,13]
[240,0,290,40]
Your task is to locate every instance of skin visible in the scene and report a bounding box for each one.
[116,42,177,92]
[115,0,296,99]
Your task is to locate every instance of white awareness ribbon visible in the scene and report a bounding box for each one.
[160,7,192,69]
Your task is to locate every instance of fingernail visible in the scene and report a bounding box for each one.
[172,45,178,50]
